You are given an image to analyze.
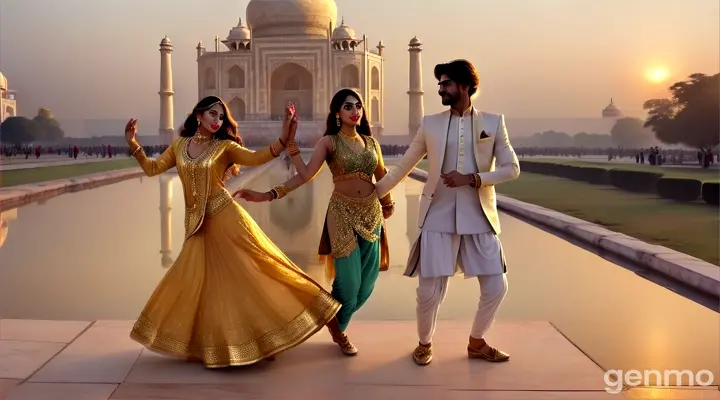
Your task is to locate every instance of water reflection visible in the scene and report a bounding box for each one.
[0,164,716,384]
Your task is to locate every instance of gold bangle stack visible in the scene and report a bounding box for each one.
[130,144,143,156]
[380,195,395,209]
[286,140,300,157]
[270,184,289,200]
[470,174,482,188]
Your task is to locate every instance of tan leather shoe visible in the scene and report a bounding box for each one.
[467,342,510,362]
[413,343,433,366]
[333,333,358,356]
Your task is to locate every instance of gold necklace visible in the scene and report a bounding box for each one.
[192,133,213,144]
[340,129,359,139]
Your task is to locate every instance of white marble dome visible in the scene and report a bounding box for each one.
[246,0,338,38]
[331,18,355,41]
[227,18,251,41]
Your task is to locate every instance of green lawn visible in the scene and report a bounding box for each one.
[0,158,138,187]
[415,161,719,265]
[522,158,719,182]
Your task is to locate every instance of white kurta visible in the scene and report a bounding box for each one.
[419,107,505,278]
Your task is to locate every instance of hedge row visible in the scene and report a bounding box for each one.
[519,161,719,206]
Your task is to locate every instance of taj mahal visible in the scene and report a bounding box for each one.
[160,0,410,146]
[155,0,426,147]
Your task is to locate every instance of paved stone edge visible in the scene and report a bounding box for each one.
[408,168,720,298]
[0,167,146,211]
[0,157,281,212]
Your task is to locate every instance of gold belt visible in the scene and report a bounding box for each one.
[205,190,234,217]
[332,171,373,183]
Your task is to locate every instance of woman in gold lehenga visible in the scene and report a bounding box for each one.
[124,96,340,368]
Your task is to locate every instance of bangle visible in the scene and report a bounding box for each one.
[381,201,395,209]
[269,189,278,200]
[286,140,300,156]
[269,142,280,158]
[273,184,289,199]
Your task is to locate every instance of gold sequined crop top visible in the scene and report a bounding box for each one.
[326,134,379,183]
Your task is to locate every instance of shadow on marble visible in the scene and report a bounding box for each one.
[5,383,117,400]
[28,321,142,384]
[124,320,606,392]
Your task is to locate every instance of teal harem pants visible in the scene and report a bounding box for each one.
[331,226,381,332]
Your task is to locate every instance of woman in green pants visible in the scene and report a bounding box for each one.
[236,89,394,356]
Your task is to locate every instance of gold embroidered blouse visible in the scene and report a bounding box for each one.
[128,136,280,239]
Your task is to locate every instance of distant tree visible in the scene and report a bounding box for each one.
[610,117,654,148]
[0,116,45,144]
[32,107,65,141]
[573,132,613,148]
[643,73,719,150]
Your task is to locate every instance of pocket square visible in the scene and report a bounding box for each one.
[480,130,490,138]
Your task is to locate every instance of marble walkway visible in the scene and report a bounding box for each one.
[1,319,717,399]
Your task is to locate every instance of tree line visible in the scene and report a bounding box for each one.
[0,108,66,144]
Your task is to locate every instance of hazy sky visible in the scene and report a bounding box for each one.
[0,0,718,135]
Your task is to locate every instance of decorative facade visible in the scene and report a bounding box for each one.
[0,71,18,124]
[195,0,386,142]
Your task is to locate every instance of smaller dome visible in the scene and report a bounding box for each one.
[160,36,171,45]
[331,17,355,41]
[227,18,251,41]
[602,98,622,118]
[409,36,421,46]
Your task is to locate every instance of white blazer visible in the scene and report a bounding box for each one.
[375,107,520,275]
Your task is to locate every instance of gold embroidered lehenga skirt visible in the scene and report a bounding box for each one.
[130,193,341,368]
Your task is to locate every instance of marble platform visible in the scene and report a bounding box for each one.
[2,319,717,399]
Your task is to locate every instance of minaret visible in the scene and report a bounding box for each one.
[196,41,205,101]
[407,36,424,136]
[159,36,175,146]
[159,174,174,268]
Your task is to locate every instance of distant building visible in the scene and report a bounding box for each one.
[601,98,622,118]
[0,71,18,123]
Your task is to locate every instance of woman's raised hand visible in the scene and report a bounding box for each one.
[124,118,138,143]
[280,103,297,144]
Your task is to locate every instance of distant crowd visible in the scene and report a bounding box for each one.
[1,142,412,161]
[2,142,715,168]
[515,146,716,168]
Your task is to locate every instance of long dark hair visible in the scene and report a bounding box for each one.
[180,96,243,178]
[323,88,372,137]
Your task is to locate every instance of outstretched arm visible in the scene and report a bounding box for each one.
[375,119,428,198]
[372,138,395,218]
[476,114,520,187]
[285,136,331,183]
[225,139,284,167]
[128,139,177,176]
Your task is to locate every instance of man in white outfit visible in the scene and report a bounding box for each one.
[375,59,520,366]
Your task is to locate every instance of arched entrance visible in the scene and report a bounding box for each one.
[340,64,360,88]
[228,97,246,121]
[270,63,313,119]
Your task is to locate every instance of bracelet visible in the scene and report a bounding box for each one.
[473,174,482,188]
[269,189,278,200]
[273,184,289,199]
[269,142,280,158]
[131,145,143,156]
[381,201,395,209]
[286,140,300,156]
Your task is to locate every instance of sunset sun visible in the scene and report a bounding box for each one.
[645,67,670,83]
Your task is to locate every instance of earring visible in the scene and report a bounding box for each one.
[195,120,200,134]
[336,115,341,127]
